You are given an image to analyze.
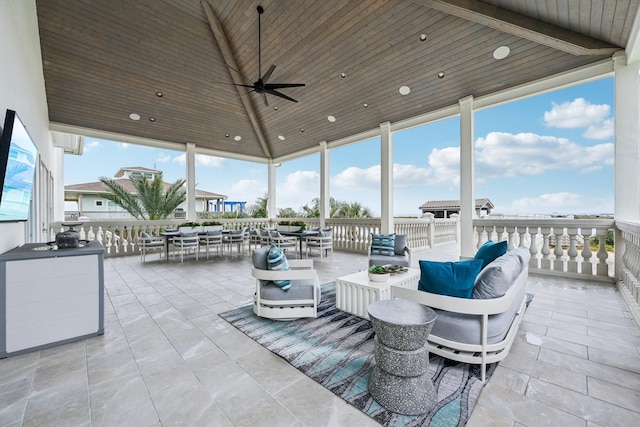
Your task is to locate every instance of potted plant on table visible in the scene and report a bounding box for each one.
[178,221,202,233]
[201,221,223,232]
[368,265,390,282]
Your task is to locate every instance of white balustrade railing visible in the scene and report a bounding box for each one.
[49,216,459,257]
[616,220,640,326]
[473,218,615,280]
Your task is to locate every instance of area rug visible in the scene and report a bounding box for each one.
[219,283,495,427]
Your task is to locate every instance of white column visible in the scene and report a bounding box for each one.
[186,143,196,221]
[267,161,277,220]
[319,141,329,227]
[380,122,393,234]
[613,52,640,279]
[614,52,640,220]
[459,96,475,257]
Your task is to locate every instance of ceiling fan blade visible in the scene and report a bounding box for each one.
[261,64,276,84]
[266,88,298,103]
[262,92,269,107]
[233,84,256,89]
[265,83,305,89]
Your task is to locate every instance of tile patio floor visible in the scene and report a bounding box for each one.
[1,243,639,426]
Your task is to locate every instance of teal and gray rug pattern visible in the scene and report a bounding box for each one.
[220,284,494,427]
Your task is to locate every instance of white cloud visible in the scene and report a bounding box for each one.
[507,192,613,215]
[332,165,381,190]
[117,142,129,149]
[277,170,320,209]
[156,153,172,163]
[170,153,224,168]
[229,179,265,203]
[475,132,613,178]
[196,154,225,168]
[83,140,101,153]
[543,98,613,140]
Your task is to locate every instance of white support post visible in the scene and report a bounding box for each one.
[459,96,475,258]
[319,141,329,228]
[380,122,393,234]
[186,143,196,221]
[613,52,640,279]
[267,161,277,221]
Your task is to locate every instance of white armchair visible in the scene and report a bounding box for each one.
[251,246,320,320]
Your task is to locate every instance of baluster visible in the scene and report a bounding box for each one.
[528,226,540,270]
[540,227,552,270]
[580,228,594,276]
[517,227,527,249]
[553,227,565,272]
[566,228,579,273]
[505,226,516,250]
[596,228,609,276]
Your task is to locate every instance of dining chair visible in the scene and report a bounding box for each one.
[171,233,199,262]
[269,230,298,258]
[199,230,223,259]
[139,231,165,262]
[305,228,333,262]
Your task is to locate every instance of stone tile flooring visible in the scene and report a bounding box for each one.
[1,243,639,426]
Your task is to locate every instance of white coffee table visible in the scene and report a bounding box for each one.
[335,268,420,319]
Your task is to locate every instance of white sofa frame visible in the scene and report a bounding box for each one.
[390,268,528,382]
[252,259,320,320]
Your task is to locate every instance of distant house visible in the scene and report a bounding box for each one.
[419,198,494,218]
[64,166,228,220]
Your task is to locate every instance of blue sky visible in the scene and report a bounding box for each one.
[65,77,614,216]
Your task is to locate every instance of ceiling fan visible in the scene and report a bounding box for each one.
[234,5,305,107]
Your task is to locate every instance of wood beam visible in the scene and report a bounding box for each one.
[414,0,620,56]
[201,0,272,158]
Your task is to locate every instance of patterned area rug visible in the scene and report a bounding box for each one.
[220,283,495,427]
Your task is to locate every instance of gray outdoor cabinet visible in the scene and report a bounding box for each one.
[0,241,105,358]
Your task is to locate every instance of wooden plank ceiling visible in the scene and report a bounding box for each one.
[35,0,637,161]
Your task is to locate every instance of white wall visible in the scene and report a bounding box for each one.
[0,0,56,251]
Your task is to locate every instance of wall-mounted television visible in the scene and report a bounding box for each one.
[0,109,38,222]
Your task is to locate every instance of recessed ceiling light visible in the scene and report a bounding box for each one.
[399,86,411,95]
[327,115,336,122]
[225,133,230,137]
[129,113,141,121]
[278,135,285,141]
[493,46,510,60]
[155,91,163,97]
[300,128,305,132]
[419,33,428,42]
[234,135,241,141]
[149,117,156,122]
[437,72,445,79]
[363,103,369,108]
[339,72,346,78]
[274,106,278,110]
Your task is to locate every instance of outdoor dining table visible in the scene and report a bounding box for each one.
[159,230,180,261]
[279,230,319,258]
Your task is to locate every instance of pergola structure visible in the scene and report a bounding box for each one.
[2,1,640,257]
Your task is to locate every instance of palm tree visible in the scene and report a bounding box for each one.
[335,201,374,218]
[99,173,186,220]
[247,193,268,218]
[300,197,343,218]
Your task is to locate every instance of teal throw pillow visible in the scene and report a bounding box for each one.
[418,259,484,298]
[267,244,291,291]
[371,233,395,256]
[474,240,508,269]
